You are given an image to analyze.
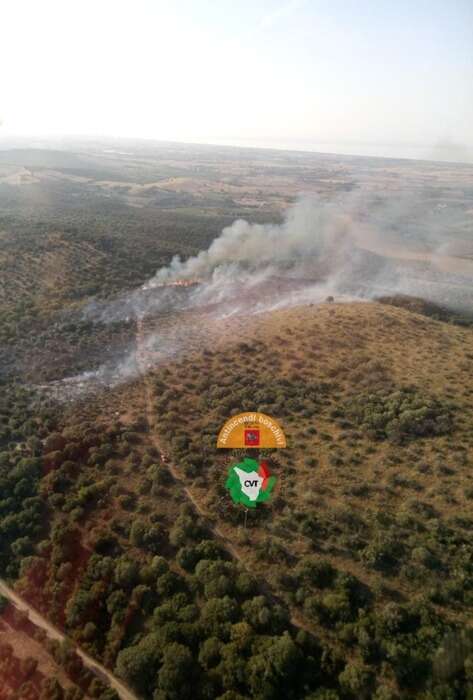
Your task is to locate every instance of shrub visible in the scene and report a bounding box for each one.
[346,387,454,442]
[338,661,374,698]
[295,557,336,588]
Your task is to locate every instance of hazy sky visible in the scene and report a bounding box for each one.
[2,0,472,160]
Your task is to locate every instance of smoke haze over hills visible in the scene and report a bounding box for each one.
[63,189,473,397]
[89,190,473,323]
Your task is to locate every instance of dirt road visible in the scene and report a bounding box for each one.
[135,318,316,637]
[0,579,138,700]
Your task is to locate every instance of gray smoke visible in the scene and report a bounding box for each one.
[47,191,472,400]
[138,190,473,312]
[83,188,473,337]
[145,197,353,286]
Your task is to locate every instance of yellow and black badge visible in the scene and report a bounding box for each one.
[217,412,287,449]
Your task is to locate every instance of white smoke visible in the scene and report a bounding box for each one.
[45,191,473,399]
[80,190,473,330]
[145,197,354,286]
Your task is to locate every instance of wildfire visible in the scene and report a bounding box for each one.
[142,279,200,291]
[165,279,200,287]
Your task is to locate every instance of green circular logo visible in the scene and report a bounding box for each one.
[225,458,276,508]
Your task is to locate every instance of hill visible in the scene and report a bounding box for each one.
[2,301,472,698]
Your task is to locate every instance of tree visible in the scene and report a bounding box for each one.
[247,634,303,698]
[242,596,270,629]
[295,557,335,588]
[106,590,127,616]
[199,637,223,670]
[215,691,247,700]
[234,572,256,598]
[156,571,183,598]
[115,638,160,695]
[150,556,169,577]
[143,524,166,554]
[130,520,147,547]
[338,661,374,698]
[201,597,239,639]
[114,557,139,589]
[217,643,248,693]
[157,642,195,699]
[11,535,33,557]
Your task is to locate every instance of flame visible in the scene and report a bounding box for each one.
[142,279,200,291]
[157,279,200,288]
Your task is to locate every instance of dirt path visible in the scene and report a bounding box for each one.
[0,580,138,700]
[135,318,315,636]
[135,319,242,555]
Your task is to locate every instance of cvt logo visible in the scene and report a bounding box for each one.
[225,457,277,508]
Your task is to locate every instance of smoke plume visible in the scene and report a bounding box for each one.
[146,197,353,286]
[51,191,473,399]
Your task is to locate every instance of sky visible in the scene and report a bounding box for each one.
[1,0,472,161]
